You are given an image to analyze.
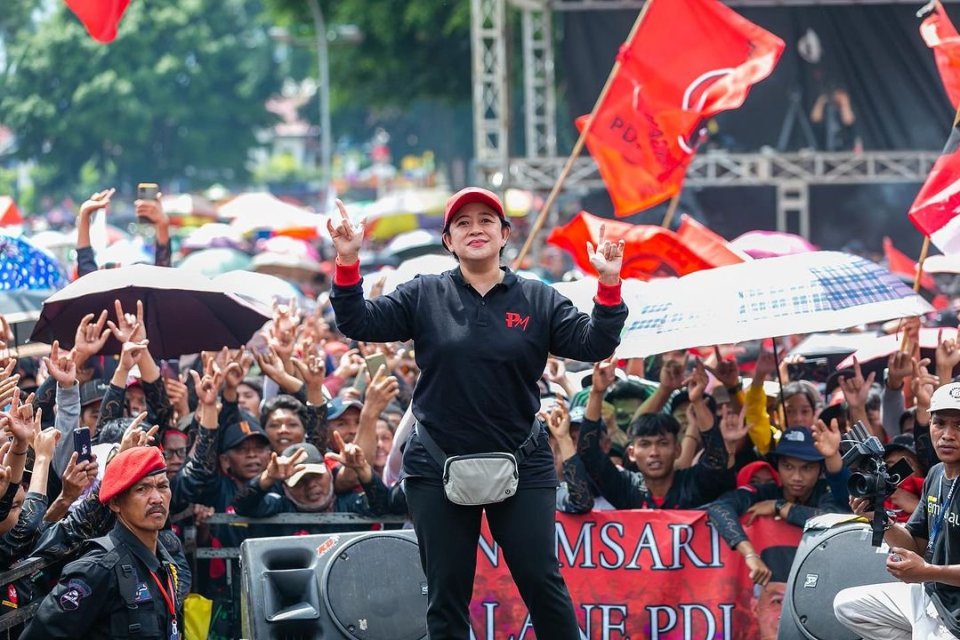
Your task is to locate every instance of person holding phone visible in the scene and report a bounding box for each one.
[328,188,627,639]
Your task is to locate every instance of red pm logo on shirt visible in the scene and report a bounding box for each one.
[505,312,530,331]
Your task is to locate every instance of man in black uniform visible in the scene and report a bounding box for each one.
[22,446,182,639]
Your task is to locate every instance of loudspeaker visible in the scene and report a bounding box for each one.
[777,520,897,639]
[240,530,428,640]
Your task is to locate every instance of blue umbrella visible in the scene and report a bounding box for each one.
[0,235,67,291]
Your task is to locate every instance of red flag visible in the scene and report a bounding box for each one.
[908,112,960,253]
[0,197,23,227]
[883,237,936,291]
[578,0,784,216]
[65,0,131,43]
[921,2,960,109]
[675,214,746,267]
[547,211,714,280]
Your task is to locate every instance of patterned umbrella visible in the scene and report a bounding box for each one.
[0,234,66,291]
[557,252,934,358]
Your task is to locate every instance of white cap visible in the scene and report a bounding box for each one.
[929,382,960,414]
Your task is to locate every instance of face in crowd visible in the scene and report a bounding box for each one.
[237,382,261,416]
[127,384,147,417]
[783,392,816,429]
[263,408,305,453]
[110,474,171,538]
[161,430,189,478]
[754,581,786,640]
[776,455,820,502]
[285,469,334,511]
[220,438,271,481]
[329,407,361,447]
[931,409,960,465]
[374,419,394,471]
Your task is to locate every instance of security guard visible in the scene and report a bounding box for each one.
[22,446,182,639]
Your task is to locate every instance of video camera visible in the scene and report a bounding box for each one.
[840,421,913,546]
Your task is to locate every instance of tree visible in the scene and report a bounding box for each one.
[0,0,280,195]
[265,0,472,109]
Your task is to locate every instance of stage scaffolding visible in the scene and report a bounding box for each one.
[470,0,942,236]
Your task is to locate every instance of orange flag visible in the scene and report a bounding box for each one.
[578,0,784,216]
[921,2,960,108]
[65,0,131,43]
[675,214,746,267]
[547,211,715,280]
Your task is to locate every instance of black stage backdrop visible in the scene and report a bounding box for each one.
[557,5,957,254]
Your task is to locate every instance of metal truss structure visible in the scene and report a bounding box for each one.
[470,0,942,236]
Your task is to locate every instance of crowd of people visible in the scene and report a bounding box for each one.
[0,186,958,639]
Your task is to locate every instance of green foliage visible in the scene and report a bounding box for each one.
[264,0,472,109]
[0,0,280,196]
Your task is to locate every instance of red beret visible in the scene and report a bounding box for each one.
[100,447,167,503]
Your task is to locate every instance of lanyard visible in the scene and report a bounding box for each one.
[148,569,179,640]
[929,475,958,553]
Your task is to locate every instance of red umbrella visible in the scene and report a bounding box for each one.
[32,265,270,358]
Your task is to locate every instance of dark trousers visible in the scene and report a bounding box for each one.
[404,480,580,640]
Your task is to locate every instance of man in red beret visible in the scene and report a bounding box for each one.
[22,446,183,639]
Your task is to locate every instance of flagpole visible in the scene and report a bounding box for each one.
[512,3,654,269]
[898,235,931,353]
[661,193,681,229]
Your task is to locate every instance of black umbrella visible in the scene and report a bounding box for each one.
[32,265,271,358]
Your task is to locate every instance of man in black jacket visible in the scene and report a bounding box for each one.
[578,358,736,510]
[706,423,849,585]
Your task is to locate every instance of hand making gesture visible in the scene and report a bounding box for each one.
[326,199,365,264]
[586,223,625,285]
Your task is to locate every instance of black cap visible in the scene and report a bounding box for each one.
[218,412,269,454]
[79,380,110,407]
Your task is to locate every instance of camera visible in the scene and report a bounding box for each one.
[841,421,913,546]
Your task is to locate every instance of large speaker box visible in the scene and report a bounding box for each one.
[240,530,428,640]
[777,520,897,639]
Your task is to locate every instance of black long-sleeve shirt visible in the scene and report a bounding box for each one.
[331,267,627,458]
[577,417,734,509]
[706,475,851,549]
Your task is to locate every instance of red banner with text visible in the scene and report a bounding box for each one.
[470,509,802,639]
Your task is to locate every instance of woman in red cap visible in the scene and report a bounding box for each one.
[328,189,626,639]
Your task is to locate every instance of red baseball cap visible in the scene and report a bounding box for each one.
[443,187,507,231]
[100,447,167,503]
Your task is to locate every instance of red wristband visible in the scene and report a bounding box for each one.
[594,280,622,306]
[334,258,361,287]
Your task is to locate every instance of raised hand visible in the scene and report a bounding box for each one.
[164,375,190,419]
[812,418,842,460]
[838,357,876,411]
[325,431,372,482]
[0,389,39,445]
[189,369,223,407]
[32,426,61,460]
[134,194,168,227]
[591,356,618,394]
[59,452,99,502]
[886,350,914,391]
[118,339,150,372]
[545,399,572,442]
[364,365,400,414]
[586,223,625,284]
[686,360,709,403]
[326,199,365,263]
[659,358,685,393]
[118,412,159,453]
[706,354,740,390]
[107,299,146,345]
[544,357,567,385]
[78,188,115,218]
[264,447,309,483]
[74,311,111,363]
[0,374,20,406]
[42,341,78,388]
[912,359,940,410]
[936,327,960,381]
[753,350,776,383]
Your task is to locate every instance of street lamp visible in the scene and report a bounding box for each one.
[271,8,362,205]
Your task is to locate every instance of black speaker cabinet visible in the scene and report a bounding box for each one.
[240,530,428,640]
[777,520,897,640]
